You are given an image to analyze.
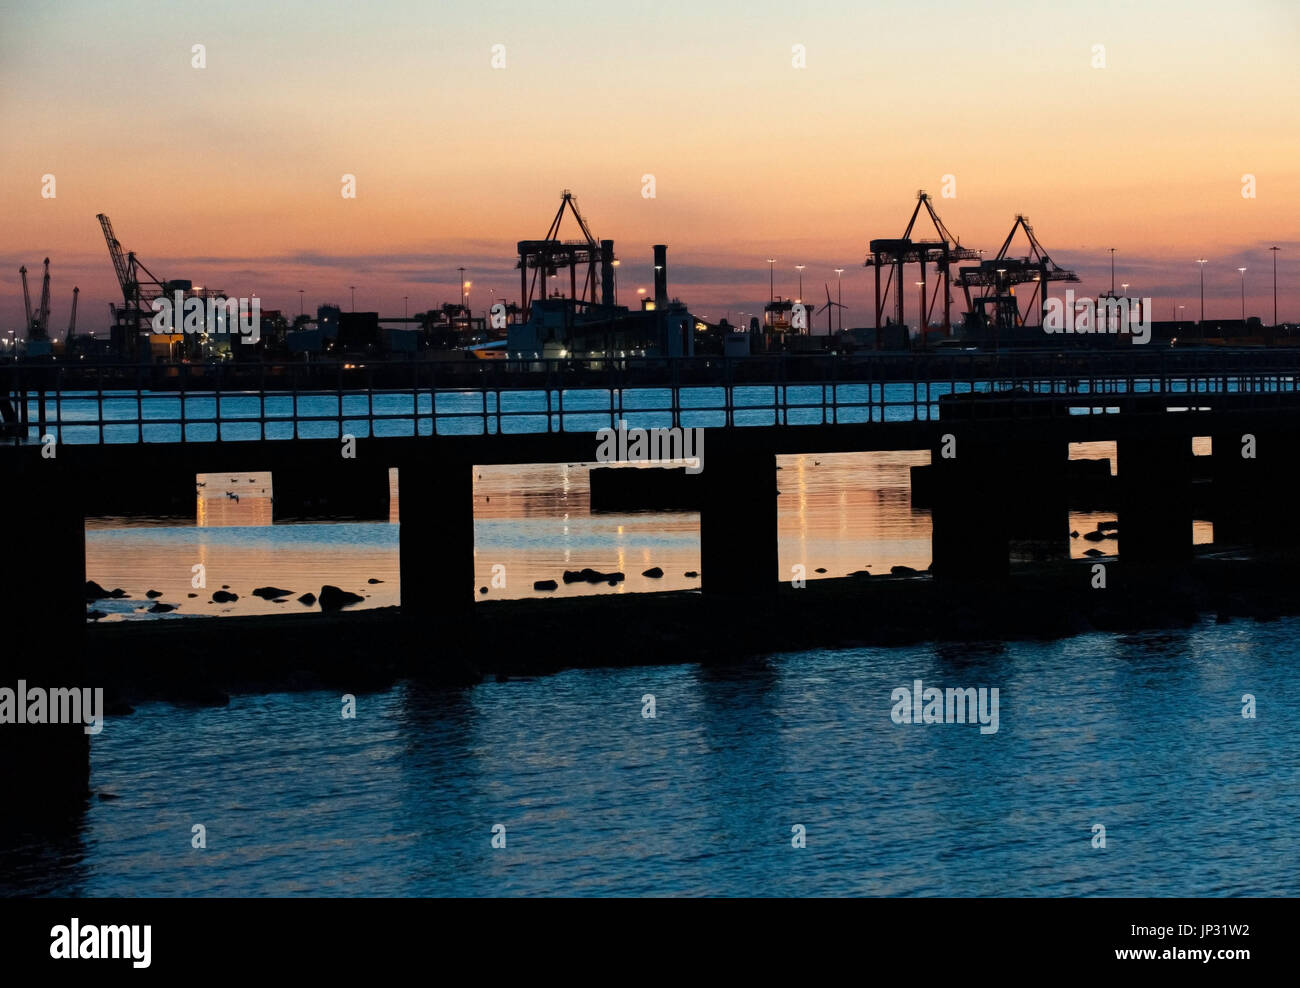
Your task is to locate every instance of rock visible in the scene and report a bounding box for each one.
[562,568,625,584]
[1069,530,1079,539]
[368,578,383,584]
[211,590,238,602]
[251,586,293,599]
[1083,531,1107,542]
[318,585,365,611]
[298,593,317,606]
[148,602,176,613]
[1097,520,1120,532]
[272,599,288,604]
[187,593,197,598]
[145,589,162,598]
[479,586,488,594]
[533,579,558,592]
[84,580,110,600]
[87,609,106,621]
[814,567,827,574]
[221,585,230,590]
[1083,548,1105,557]
[108,588,129,599]
[642,567,664,578]
[890,565,919,576]
[684,571,699,578]
[96,792,121,802]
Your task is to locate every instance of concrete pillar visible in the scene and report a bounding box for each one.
[399,459,475,616]
[700,445,777,595]
[1007,440,1070,544]
[928,436,1011,581]
[1118,435,1193,563]
[0,453,90,817]
[1210,429,1300,545]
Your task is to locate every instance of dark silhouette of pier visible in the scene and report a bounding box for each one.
[7,348,1300,813]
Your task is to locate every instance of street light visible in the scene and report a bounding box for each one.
[834,268,845,331]
[403,295,409,317]
[1196,258,1209,326]
[297,289,304,317]
[1109,247,1117,295]
[1238,267,1247,325]
[766,258,776,303]
[795,264,805,303]
[1270,246,1280,328]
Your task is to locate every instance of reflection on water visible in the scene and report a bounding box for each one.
[9,616,1297,896]
[84,447,1216,619]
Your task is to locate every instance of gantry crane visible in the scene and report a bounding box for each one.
[955,214,1079,332]
[865,191,981,338]
[516,191,616,321]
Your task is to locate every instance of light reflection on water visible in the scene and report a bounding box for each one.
[6,617,1296,896]
[84,445,1218,619]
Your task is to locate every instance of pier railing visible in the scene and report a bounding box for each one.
[6,350,1300,444]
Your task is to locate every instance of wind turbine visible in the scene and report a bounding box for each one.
[817,283,845,335]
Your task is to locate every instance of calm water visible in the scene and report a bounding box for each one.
[84,441,1213,619]
[6,617,1296,896]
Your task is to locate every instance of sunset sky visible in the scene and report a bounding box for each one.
[1,0,1298,334]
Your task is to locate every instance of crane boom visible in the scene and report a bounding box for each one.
[97,213,133,297]
[66,286,79,341]
[35,257,51,340]
[19,266,33,331]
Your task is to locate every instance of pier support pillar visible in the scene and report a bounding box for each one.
[928,437,1012,581]
[700,445,777,595]
[1118,435,1193,564]
[0,454,90,817]
[1007,440,1071,560]
[1210,429,1300,546]
[399,459,475,617]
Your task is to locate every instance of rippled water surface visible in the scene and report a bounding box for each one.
[6,616,1296,896]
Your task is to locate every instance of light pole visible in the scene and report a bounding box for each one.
[403,295,409,318]
[1109,247,1116,295]
[834,268,845,330]
[1270,246,1280,327]
[297,289,304,317]
[349,286,356,311]
[795,264,805,303]
[766,258,776,303]
[1238,267,1247,325]
[1196,259,1208,328]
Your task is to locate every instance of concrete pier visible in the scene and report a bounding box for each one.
[0,454,91,816]
[699,443,778,595]
[399,457,475,615]
[1118,435,1193,563]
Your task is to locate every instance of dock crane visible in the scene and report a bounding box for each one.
[96,213,169,355]
[955,214,1080,333]
[64,286,79,345]
[19,258,52,341]
[865,192,981,340]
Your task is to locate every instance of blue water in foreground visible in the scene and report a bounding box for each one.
[8,616,1298,896]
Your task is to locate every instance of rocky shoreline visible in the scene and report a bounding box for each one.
[82,548,1300,711]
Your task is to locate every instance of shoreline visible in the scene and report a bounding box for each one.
[85,548,1300,709]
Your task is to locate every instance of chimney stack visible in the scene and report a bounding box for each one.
[653,244,668,310]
